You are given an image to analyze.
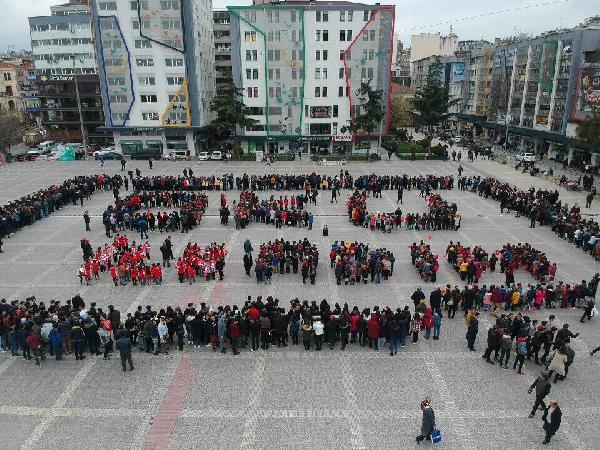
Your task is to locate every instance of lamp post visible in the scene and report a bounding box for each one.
[71,55,88,159]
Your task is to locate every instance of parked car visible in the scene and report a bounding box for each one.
[515,152,536,162]
[198,151,210,161]
[93,147,117,157]
[95,151,122,160]
[130,148,162,160]
[210,151,223,160]
[165,150,189,161]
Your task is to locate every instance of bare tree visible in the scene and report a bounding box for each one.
[0,111,27,154]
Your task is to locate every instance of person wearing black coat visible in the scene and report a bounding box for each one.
[466,313,479,351]
[528,372,551,417]
[325,317,337,350]
[115,336,134,372]
[482,325,500,363]
[429,288,442,311]
[541,400,561,444]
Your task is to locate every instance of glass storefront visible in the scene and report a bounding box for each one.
[120,140,143,155]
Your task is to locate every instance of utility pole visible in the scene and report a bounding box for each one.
[72,56,88,159]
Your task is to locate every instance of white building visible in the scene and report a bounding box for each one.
[29,1,96,76]
[229,1,395,155]
[410,31,458,79]
[92,0,215,156]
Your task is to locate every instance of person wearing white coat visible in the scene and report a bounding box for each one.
[546,347,567,383]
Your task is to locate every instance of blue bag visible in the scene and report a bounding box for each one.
[431,428,442,444]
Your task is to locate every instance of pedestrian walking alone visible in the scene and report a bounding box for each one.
[416,397,436,444]
[115,333,134,372]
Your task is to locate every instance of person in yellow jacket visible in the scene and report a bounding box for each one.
[459,261,468,280]
[511,289,521,311]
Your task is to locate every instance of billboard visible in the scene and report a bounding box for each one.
[572,67,600,121]
[451,62,465,83]
[539,40,558,93]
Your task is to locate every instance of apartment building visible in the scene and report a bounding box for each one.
[214,10,233,97]
[229,1,395,155]
[28,1,107,144]
[92,0,215,156]
[461,20,600,165]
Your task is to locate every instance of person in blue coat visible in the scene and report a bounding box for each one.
[48,325,64,360]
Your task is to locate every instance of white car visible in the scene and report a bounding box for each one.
[197,151,210,161]
[167,150,189,161]
[210,151,223,160]
[93,147,118,157]
[515,152,536,162]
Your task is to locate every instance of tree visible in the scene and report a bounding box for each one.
[209,85,257,139]
[411,60,460,133]
[0,111,27,154]
[390,96,414,137]
[576,105,600,148]
[341,80,384,135]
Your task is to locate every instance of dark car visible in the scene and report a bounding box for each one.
[130,148,161,160]
[94,151,121,160]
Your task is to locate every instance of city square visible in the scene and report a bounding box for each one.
[0,0,599,449]
[0,156,599,449]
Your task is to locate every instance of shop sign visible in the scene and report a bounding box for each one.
[333,135,352,142]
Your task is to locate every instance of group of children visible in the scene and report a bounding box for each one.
[176,242,228,284]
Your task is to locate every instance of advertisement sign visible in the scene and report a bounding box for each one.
[310,106,331,118]
[333,135,352,142]
[539,40,558,93]
[572,67,600,121]
[536,116,548,126]
[255,150,263,162]
[451,62,465,83]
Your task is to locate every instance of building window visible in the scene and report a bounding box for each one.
[162,19,181,30]
[316,11,322,22]
[315,87,321,97]
[338,86,344,97]
[166,76,184,85]
[348,11,353,21]
[130,1,138,10]
[132,20,140,29]
[323,11,329,21]
[134,39,152,49]
[142,112,159,120]
[322,68,328,79]
[165,58,184,67]
[323,30,328,41]
[245,31,257,42]
[323,50,328,60]
[269,87,282,98]
[340,11,346,22]
[322,87,328,97]
[98,1,117,11]
[316,30,321,41]
[108,76,126,85]
[138,76,155,85]
[339,68,344,79]
[333,105,338,117]
[340,30,346,42]
[160,1,180,9]
[292,68,297,80]
[291,10,297,22]
[363,10,369,21]
[136,58,154,67]
[140,94,158,103]
[316,50,321,61]
[315,68,321,79]
[347,30,353,41]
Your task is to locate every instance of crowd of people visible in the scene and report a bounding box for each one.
[79,235,164,286]
[460,175,600,259]
[445,241,488,283]
[329,241,396,285]
[176,242,227,284]
[410,241,440,283]
[246,238,319,284]
[231,191,315,230]
[497,243,558,286]
[0,174,115,242]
